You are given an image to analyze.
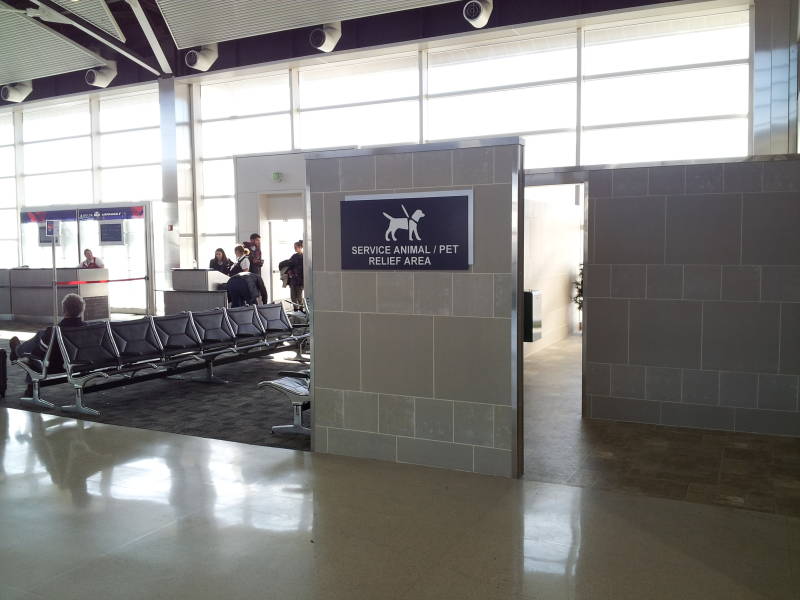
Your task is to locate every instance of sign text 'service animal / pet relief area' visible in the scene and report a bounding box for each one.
[340,191,473,270]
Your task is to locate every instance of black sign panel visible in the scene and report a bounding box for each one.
[341,192,471,270]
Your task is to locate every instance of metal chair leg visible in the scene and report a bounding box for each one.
[271,401,310,436]
[20,380,55,410]
[60,387,100,417]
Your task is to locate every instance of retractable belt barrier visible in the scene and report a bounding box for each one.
[55,276,148,286]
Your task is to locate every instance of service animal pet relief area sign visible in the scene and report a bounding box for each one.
[341,191,473,270]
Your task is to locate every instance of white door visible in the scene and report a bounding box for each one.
[268,219,304,301]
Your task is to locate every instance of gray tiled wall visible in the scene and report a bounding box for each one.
[585,158,800,437]
[308,143,521,476]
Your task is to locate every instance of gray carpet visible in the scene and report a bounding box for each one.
[0,323,310,452]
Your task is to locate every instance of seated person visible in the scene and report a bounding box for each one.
[80,249,104,269]
[9,294,87,396]
[209,248,233,275]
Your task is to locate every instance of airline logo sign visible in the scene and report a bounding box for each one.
[341,191,472,270]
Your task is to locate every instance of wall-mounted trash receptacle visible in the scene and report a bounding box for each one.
[524,290,542,342]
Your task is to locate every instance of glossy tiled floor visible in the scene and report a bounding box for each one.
[1,407,798,600]
[525,337,800,516]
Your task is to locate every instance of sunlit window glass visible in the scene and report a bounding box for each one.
[0,114,13,145]
[298,54,418,109]
[99,90,159,132]
[583,11,749,76]
[22,101,89,142]
[201,159,234,197]
[428,33,577,94]
[23,138,92,174]
[298,101,419,149]
[0,178,16,209]
[0,146,14,177]
[201,73,290,120]
[200,197,236,234]
[581,118,749,165]
[99,129,162,167]
[583,64,749,127]
[101,165,162,202]
[23,171,93,206]
[201,114,292,158]
[428,83,576,141]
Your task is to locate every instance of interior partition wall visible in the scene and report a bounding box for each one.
[584,156,800,437]
[308,139,523,477]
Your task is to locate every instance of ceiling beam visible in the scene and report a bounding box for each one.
[30,0,162,76]
[124,0,172,74]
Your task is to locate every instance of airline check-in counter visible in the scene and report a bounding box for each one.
[164,269,229,314]
[5,268,110,321]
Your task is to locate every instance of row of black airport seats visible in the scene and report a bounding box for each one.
[16,303,308,415]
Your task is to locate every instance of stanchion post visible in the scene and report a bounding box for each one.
[47,220,59,325]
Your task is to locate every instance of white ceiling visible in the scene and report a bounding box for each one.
[155,0,458,49]
[0,1,106,87]
[51,0,126,41]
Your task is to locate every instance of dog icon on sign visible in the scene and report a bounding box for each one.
[383,205,425,241]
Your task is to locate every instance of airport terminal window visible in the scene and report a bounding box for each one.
[20,101,93,207]
[427,33,578,168]
[23,171,93,206]
[99,90,160,132]
[21,101,89,142]
[101,165,163,202]
[428,33,577,94]
[298,54,418,109]
[98,91,163,204]
[200,73,290,120]
[0,113,12,144]
[0,178,15,208]
[296,54,420,148]
[0,146,13,178]
[201,114,292,159]
[581,10,750,164]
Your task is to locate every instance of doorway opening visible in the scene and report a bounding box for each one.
[257,192,305,306]
[522,183,585,481]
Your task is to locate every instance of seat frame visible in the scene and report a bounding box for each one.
[13,304,309,417]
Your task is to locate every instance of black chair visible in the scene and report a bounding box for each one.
[256,303,292,334]
[110,318,163,366]
[188,309,237,383]
[57,323,120,416]
[225,305,266,350]
[14,328,62,410]
[190,309,236,351]
[151,313,202,359]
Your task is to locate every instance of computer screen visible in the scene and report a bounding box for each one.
[99,222,124,244]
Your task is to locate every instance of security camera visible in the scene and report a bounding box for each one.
[0,81,32,103]
[309,22,341,53]
[185,43,218,71]
[463,0,493,28]
[85,60,117,88]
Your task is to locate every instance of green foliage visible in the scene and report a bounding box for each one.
[572,264,583,311]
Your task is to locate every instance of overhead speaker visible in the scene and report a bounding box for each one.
[85,60,117,88]
[185,43,219,71]
[463,0,493,28]
[0,81,32,103]
[309,22,341,53]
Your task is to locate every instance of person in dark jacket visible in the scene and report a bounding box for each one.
[242,234,264,276]
[227,273,260,307]
[279,240,304,309]
[209,248,233,275]
[9,293,87,397]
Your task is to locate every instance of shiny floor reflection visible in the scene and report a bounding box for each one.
[0,407,797,600]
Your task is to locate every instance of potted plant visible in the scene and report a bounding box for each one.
[572,264,583,331]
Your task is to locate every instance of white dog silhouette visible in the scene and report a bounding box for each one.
[383,205,425,241]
